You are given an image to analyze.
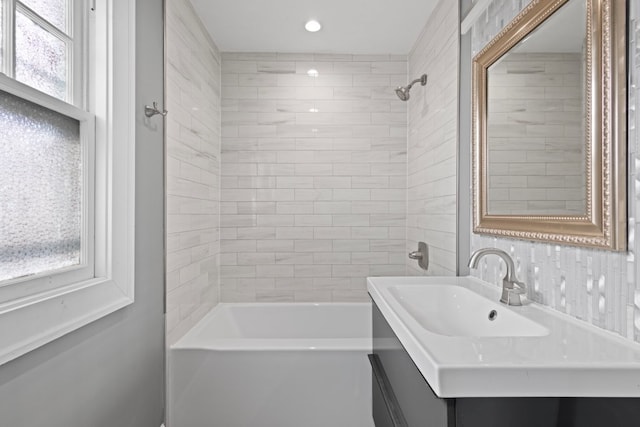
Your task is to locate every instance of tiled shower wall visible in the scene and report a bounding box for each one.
[165,0,221,344]
[406,0,459,276]
[469,0,640,342]
[220,53,408,302]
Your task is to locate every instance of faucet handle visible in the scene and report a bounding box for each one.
[408,242,429,271]
[500,281,526,306]
[511,280,526,294]
[502,278,525,292]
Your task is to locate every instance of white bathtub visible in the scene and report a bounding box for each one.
[169,303,373,427]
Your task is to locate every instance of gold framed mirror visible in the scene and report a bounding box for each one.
[472,0,627,250]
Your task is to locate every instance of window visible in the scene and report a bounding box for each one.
[0,0,135,365]
[0,0,92,287]
[0,91,85,283]
[2,0,84,104]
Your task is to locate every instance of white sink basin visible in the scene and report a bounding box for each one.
[367,276,640,398]
[388,284,548,337]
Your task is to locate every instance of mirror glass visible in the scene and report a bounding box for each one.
[485,0,587,215]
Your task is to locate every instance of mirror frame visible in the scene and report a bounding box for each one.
[472,0,627,250]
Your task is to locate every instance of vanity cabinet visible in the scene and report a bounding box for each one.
[371,300,454,427]
[370,300,640,427]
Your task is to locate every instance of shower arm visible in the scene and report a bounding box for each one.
[406,74,428,90]
[406,78,422,89]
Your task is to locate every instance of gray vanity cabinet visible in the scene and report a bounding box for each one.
[371,300,453,427]
[370,300,640,427]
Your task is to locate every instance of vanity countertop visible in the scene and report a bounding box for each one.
[367,276,640,398]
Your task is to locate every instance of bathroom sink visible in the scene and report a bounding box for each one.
[388,284,548,337]
[367,276,640,398]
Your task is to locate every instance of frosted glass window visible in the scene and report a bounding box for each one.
[15,12,68,101]
[0,90,82,282]
[19,0,68,32]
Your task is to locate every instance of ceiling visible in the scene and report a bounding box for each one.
[189,0,440,55]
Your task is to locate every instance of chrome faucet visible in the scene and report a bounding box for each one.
[468,248,526,306]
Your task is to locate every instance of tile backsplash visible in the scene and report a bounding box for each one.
[469,0,640,342]
[219,53,408,302]
[165,0,221,344]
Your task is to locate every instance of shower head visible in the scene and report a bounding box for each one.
[395,86,410,101]
[395,74,428,101]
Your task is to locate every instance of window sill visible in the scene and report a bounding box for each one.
[0,276,134,365]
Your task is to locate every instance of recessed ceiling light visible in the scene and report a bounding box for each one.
[305,20,322,32]
[307,69,319,77]
[309,108,319,113]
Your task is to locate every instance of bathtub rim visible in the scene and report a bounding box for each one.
[171,302,372,352]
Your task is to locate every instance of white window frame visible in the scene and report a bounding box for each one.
[0,0,135,365]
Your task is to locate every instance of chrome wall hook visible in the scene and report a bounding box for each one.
[144,102,168,118]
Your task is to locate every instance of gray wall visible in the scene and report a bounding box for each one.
[457,0,472,276]
[0,0,166,425]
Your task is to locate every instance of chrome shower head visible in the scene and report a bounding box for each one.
[395,74,428,101]
[395,86,410,101]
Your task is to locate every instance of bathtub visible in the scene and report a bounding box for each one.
[169,303,373,427]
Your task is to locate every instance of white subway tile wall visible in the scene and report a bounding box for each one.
[166,0,221,344]
[220,53,408,302]
[470,0,640,342]
[406,0,459,276]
